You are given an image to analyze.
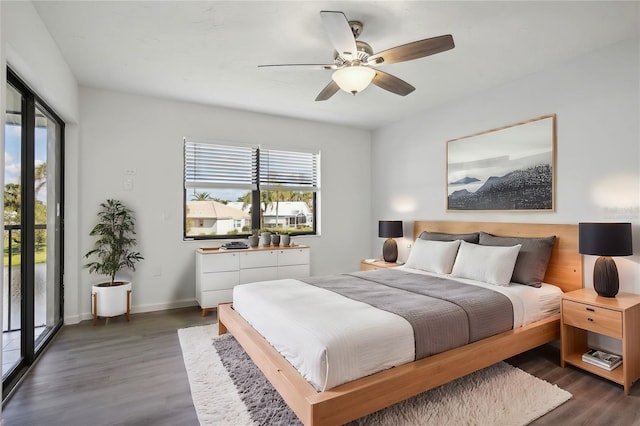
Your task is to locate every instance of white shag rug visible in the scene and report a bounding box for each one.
[178,324,571,426]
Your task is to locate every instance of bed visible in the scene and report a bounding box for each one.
[218,221,582,425]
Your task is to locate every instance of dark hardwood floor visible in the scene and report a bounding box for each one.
[2,307,216,426]
[3,307,640,425]
[508,345,640,425]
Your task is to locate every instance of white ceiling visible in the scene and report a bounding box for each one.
[32,1,639,130]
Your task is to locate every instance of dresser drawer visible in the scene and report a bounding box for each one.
[278,264,310,279]
[278,248,310,266]
[200,271,239,291]
[239,250,277,269]
[239,266,278,284]
[200,252,240,273]
[562,299,622,338]
[198,289,233,308]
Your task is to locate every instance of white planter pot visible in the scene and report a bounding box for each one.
[92,281,132,323]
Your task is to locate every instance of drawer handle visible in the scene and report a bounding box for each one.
[586,307,595,312]
[587,318,594,322]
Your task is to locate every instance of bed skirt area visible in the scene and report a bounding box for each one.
[218,302,560,426]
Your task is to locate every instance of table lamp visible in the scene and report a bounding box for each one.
[379,220,403,263]
[579,222,632,297]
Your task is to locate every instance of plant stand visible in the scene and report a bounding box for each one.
[92,283,132,326]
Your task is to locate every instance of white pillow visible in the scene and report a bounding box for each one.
[450,240,521,286]
[404,239,461,274]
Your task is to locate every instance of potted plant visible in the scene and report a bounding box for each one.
[84,199,144,325]
[280,230,292,247]
[248,229,260,247]
[270,230,281,246]
[259,229,272,246]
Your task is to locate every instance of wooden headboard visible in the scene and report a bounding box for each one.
[413,221,582,293]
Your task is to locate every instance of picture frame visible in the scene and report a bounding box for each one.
[446,114,556,211]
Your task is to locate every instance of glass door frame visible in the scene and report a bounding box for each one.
[3,68,64,399]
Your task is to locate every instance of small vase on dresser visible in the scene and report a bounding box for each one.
[248,234,259,247]
[260,232,272,246]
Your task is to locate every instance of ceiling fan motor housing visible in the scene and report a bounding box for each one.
[334,40,373,65]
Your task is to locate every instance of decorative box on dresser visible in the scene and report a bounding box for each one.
[196,245,310,315]
[561,288,640,394]
[360,259,399,271]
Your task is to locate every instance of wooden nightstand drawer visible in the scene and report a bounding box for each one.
[562,299,622,338]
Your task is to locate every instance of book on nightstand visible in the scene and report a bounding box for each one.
[582,349,622,371]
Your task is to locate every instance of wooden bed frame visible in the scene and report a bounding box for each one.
[218,221,582,425]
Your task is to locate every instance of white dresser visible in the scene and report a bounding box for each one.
[195,245,310,315]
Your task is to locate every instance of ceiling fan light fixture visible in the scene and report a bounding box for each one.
[331,66,376,95]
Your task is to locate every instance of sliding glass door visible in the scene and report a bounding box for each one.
[3,69,64,397]
[3,82,23,378]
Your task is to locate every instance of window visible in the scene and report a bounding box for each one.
[184,139,319,239]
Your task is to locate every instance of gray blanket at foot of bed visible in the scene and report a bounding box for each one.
[301,269,513,359]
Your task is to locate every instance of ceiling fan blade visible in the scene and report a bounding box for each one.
[320,11,357,60]
[315,80,340,101]
[372,70,415,96]
[258,64,338,70]
[368,34,455,65]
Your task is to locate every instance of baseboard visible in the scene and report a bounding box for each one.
[63,314,83,325]
[131,299,199,314]
[66,299,199,324]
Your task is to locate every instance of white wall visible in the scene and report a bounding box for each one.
[70,88,372,323]
[371,37,640,352]
[3,1,78,123]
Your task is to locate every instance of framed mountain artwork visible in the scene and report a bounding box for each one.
[446,114,556,211]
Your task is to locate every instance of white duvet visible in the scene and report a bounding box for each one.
[232,269,562,391]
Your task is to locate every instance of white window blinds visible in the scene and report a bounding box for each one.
[184,139,320,192]
[259,148,319,191]
[184,140,257,190]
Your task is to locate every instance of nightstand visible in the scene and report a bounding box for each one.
[360,259,399,271]
[561,288,640,395]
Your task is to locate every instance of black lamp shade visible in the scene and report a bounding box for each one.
[579,222,633,298]
[579,223,632,256]
[378,221,403,238]
[379,221,403,263]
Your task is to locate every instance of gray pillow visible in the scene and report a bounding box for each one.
[419,231,480,244]
[478,232,556,287]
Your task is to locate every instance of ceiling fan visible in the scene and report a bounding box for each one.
[258,11,455,101]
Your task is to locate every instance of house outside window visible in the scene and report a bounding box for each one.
[183,139,319,239]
